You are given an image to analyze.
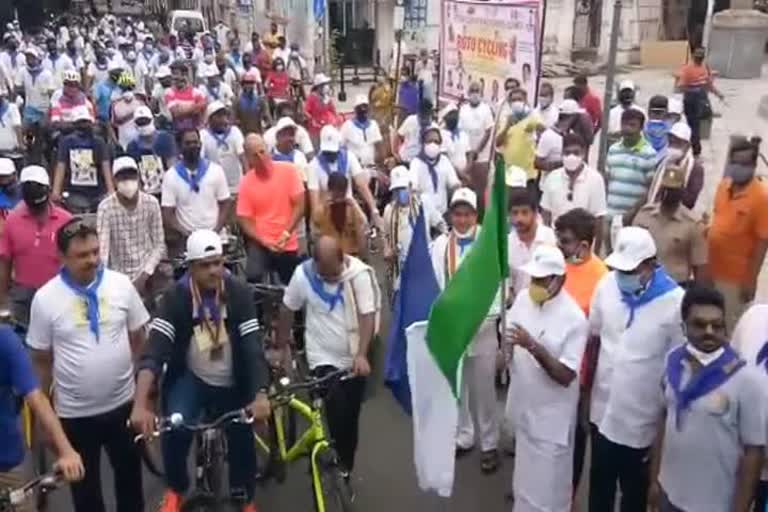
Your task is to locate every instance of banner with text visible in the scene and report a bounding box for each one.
[440,0,541,103]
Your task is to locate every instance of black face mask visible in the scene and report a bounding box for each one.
[21,183,49,211]
[182,146,201,163]
[619,92,634,105]
[321,151,338,163]
[355,109,368,121]
[445,113,459,131]
[0,182,18,197]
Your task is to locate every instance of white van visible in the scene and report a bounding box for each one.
[168,10,207,37]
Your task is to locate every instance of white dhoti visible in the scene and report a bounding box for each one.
[456,318,500,451]
[512,428,573,512]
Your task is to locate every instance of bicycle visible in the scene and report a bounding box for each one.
[256,369,355,512]
[0,471,62,512]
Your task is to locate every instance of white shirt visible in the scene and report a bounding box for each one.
[0,51,26,82]
[540,165,608,221]
[264,124,314,156]
[397,114,426,163]
[307,151,365,197]
[534,103,560,128]
[198,82,235,108]
[15,68,55,111]
[0,102,21,151]
[283,258,377,369]
[441,129,470,175]
[340,118,382,168]
[26,270,150,418]
[200,126,246,193]
[589,272,684,448]
[507,224,557,295]
[535,128,563,166]
[161,161,231,233]
[608,103,646,134]
[458,102,495,161]
[221,67,238,92]
[41,53,75,87]
[272,47,291,65]
[85,61,110,85]
[271,148,310,182]
[507,289,588,445]
[409,155,461,215]
[124,60,149,93]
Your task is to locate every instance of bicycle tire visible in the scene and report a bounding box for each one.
[311,447,353,512]
[199,432,229,500]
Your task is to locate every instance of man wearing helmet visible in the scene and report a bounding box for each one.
[111,72,147,150]
[50,70,96,134]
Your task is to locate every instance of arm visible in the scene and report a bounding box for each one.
[101,159,114,193]
[96,203,111,266]
[30,349,53,397]
[287,191,306,234]
[732,446,764,512]
[277,305,294,348]
[215,199,231,232]
[232,282,271,397]
[745,239,768,300]
[128,328,146,365]
[25,390,83,480]
[353,173,380,223]
[0,258,11,309]
[541,209,552,227]
[495,118,512,148]
[52,161,66,202]
[647,408,667,511]
[142,201,166,277]
[474,126,492,156]
[162,206,188,237]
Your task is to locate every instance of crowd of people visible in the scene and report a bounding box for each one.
[0,8,767,512]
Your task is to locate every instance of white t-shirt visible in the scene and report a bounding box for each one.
[85,61,110,85]
[340,118,382,168]
[540,165,607,221]
[409,155,461,215]
[15,68,55,111]
[263,124,314,156]
[535,128,563,166]
[271,148,310,183]
[200,126,246,193]
[26,270,150,418]
[161,161,231,232]
[0,102,22,151]
[283,259,377,369]
[125,60,149,93]
[507,224,557,295]
[0,51,26,81]
[41,53,75,88]
[397,114,426,163]
[608,104,646,134]
[534,104,560,128]
[307,151,365,197]
[441,129,470,175]
[458,102,495,161]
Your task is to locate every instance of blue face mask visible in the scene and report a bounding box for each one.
[644,119,671,152]
[616,271,644,295]
[396,189,410,205]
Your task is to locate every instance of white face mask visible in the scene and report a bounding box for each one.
[563,154,583,172]
[538,96,552,108]
[424,142,441,159]
[137,122,155,136]
[116,179,139,198]
[685,343,725,366]
[666,146,685,161]
[511,100,525,114]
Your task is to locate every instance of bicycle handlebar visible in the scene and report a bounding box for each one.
[131,408,253,443]
[269,369,354,400]
[250,282,286,296]
[3,470,62,506]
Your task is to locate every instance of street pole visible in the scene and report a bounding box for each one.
[596,0,622,175]
[702,0,715,50]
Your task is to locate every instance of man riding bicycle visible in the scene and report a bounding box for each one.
[131,229,271,512]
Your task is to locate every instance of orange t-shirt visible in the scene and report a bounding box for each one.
[564,253,608,316]
[676,63,712,88]
[708,178,768,286]
[236,161,305,251]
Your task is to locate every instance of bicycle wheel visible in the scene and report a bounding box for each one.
[198,432,229,500]
[311,446,353,512]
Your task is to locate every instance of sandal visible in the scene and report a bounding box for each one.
[480,449,500,474]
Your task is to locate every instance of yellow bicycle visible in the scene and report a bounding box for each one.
[256,369,354,512]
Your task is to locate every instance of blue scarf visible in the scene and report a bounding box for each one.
[457,236,474,256]
[174,159,209,192]
[60,265,105,340]
[352,117,370,141]
[239,91,261,111]
[302,260,344,312]
[666,344,744,430]
[0,100,8,127]
[644,119,671,153]
[417,153,440,192]
[619,267,678,327]
[27,66,42,84]
[755,341,768,373]
[272,148,295,162]
[318,149,348,176]
[207,85,220,101]
[208,127,230,149]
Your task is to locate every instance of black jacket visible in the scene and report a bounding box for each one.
[138,275,270,403]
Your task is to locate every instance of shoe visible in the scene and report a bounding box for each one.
[340,471,356,503]
[455,444,474,458]
[159,490,183,512]
[242,504,259,512]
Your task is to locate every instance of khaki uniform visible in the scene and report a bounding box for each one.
[633,203,708,284]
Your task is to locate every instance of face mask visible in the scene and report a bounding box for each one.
[619,93,634,105]
[320,85,330,96]
[685,343,724,366]
[666,146,685,161]
[565,243,587,265]
[137,123,155,136]
[276,65,284,71]
[182,147,200,163]
[616,271,644,295]
[424,142,441,159]
[122,90,135,101]
[563,154,583,172]
[0,182,18,196]
[445,115,458,131]
[528,281,552,305]
[116,179,139,198]
[321,151,338,163]
[511,100,525,115]
[355,110,368,122]
[468,93,481,105]
[22,185,48,210]
[726,162,755,184]
[396,189,410,205]
[538,96,552,108]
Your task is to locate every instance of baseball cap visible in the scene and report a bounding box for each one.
[155,65,171,79]
[23,47,40,59]
[618,79,635,91]
[519,245,566,278]
[112,156,138,175]
[353,94,368,108]
[20,165,50,187]
[72,105,93,123]
[605,226,657,271]
[439,103,458,121]
[275,116,297,133]
[0,158,15,176]
[205,100,227,120]
[133,105,153,121]
[559,99,583,115]
[389,165,412,191]
[313,73,331,87]
[320,125,341,152]
[450,187,477,210]
[186,229,223,262]
[668,122,691,142]
[506,165,528,188]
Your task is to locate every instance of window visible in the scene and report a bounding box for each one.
[404,0,428,29]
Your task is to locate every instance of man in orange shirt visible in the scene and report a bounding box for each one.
[237,134,306,285]
[708,135,768,330]
[554,207,608,496]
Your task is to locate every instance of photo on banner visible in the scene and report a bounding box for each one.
[439,0,542,103]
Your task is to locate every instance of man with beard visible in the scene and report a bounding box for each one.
[633,166,708,287]
[312,172,368,259]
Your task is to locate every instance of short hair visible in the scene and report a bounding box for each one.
[508,187,537,211]
[621,108,646,125]
[729,135,762,164]
[648,94,668,110]
[554,208,596,244]
[539,81,554,95]
[56,217,98,254]
[176,127,200,146]
[421,126,442,143]
[510,87,527,99]
[680,284,725,321]
[573,75,588,86]
[327,171,348,193]
[562,133,586,150]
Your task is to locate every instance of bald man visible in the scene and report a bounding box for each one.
[237,133,305,284]
[278,235,381,485]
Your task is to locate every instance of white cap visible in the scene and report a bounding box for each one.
[519,245,566,278]
[559,99,583,115]
[186,229,223,261]
[0,158,15,176]
[319,125,341,152]
[112,156,138,175]
[450,187,477,210]
[353,94,368,108]
[618,79,635,91]
[505,165,528,188]
[205,100,227,119]
[20,165,50,186]
[605,226,657,271]
[389,165,412,190]
[71,105,93,123]
[155,65,171,78]
[439,103,458,120]
[133,105,153,121]
[668,97,683,115]
[313,73,331,87]
[126,50,137,61]
[62,69,81,83]
[23,47,40,59]
[668,122,691,142]
[107,60,123,72]
[275,116,297,133]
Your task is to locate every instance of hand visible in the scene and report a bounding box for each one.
[647,480,661,512]
[276,230,291,249]
[54,449,85,482]
[740,285,756,304]
[50,190,63,205]
[129,404,157,439]
[247,392,271,421]
[133,272,150,295]
[383,245,394,262]
[352,354,371,377]
[372,211,385,231]
[505,323,535,351]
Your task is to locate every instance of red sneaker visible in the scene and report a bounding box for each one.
[158,490,183,512]
[242,504,259,512]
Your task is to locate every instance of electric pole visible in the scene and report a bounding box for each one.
[597,0,622,175]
